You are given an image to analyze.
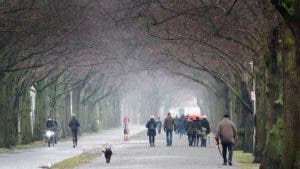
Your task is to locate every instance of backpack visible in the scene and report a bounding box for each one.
[149,123,156,130]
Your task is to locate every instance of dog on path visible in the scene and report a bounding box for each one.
[102,145,112,163]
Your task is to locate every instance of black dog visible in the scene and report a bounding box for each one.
[102,148,112,163]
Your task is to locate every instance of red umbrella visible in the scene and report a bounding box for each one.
[188,114,202,120]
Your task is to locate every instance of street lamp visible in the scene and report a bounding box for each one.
[250,60,256,154]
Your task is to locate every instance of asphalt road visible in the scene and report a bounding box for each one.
[0,125,144,169]
[76,132,241,169]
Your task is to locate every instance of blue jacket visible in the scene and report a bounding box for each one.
[146,119,157,136]
[156,120,162,129]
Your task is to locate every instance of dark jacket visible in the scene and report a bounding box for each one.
[186,120,196,135]
[193,119,202,131]
[69,118,80,130]
[164,116,175,131]
[178,115,185,128]
[201,118,211,134]
[146,119,157,136]
[45,120,54,129]
[53,120,58,130]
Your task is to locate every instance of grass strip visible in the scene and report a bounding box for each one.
[234,151,260,169]
[50,150,100,169]
[50,129,146,169]
[0,141,45,153]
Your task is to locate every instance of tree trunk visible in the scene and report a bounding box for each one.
[281,23,300,169]
[34,81,49,140]
[19,88,32,144]
[0,73,18,147]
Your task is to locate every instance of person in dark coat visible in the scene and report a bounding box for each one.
[69,115,80,148]
[146,115,157,147]
[201,115,211,134]
[45,117,54,129]
[201,115,211,146]
[156,117,162,134]
[186,118,196,146]
[216,114,237,166]
[174,115,179,134]
[178,115,186,138]
[193,117,202,147]
[164,112,176,146]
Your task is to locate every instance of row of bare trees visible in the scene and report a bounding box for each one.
[0,1,299,168]
[102,1,300,169]
[0,0,127,147]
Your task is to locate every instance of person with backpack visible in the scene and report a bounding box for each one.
[146,115,157,147]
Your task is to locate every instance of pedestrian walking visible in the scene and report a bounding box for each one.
[200,127,207,147]
[123,125,129,141]
[123,115,130,128]
[201,115,211,145]
[178,114,186,138]
[193,117,202,147]
[174,115,179,134]
[164,112,176,146]
[146,115,157,147]
[69,115,80,148]
[156,117,162,134]
[186,118,196,146]
[215,113,237,166]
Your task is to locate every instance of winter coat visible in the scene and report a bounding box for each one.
[146,119,157,136]
[178,116,185,127]
[174,117,179,128]
[201,118,211,134]
[193,119,202,135]
[156,120,162,130]
[45,120,54,129]
[186,120,196,136]
[53,120,58,130]
[164,116,175,131]
[69,118,80,131]
[216,118,237,144]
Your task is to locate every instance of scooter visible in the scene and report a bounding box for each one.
[45,129,55,147]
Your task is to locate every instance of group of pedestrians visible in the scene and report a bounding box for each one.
[146,112,238,166]
[146,112,211,147]
[185,115,210,147]
[146,112,176,147]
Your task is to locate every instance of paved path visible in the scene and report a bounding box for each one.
[0,125,144,169]
[76,133,241,169]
